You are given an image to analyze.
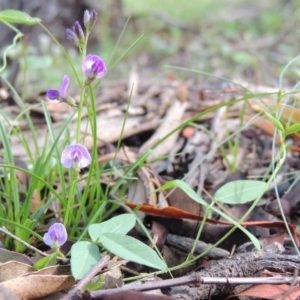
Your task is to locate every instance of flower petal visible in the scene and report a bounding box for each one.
[82,54,95,76]
[46,89,60,100]
[59,75,70,98]
[94,60,107,79]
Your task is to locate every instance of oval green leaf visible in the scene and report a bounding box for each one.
[264,111,285,133]
[158,179,207,206]
[0,10,41,25]
[215,180,267,204]
[70,241,101,280]
[88,214,136,241]
[286,123,300,136]
[100,233,167,270]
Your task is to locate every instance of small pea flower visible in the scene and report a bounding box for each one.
[61,144,91,170]
[84,10,97,32]
[46,75,77,107]
[82,54,107,85]
[43,223,67,249]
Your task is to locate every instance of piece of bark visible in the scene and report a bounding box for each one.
[166,234,229,259]
[168,243,298,300]
[101,290,173,300]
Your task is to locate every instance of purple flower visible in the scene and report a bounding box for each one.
[46,75,76,107]
[44,223,67,248]
[61,144,91,170]
[82,54,107,84]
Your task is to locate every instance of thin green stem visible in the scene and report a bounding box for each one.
[64,169,79,227]
[188,205,211,258]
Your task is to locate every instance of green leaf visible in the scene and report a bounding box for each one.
[215,180,267,204]
[286,123,300,136]
[0,10,41,25]
[70,241,101,280]
[88,214,136,241]
[33,253,57,269]
[158,179,207,206]
[84,275,104,291]
[264,111,285,133]
[14,219,35,253]
[212,205,261,249]
[100,233,167,270]
[157,179,261,250]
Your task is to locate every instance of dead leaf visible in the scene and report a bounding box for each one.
[1,274,75,299]
[0,261,34,282]
[232,284,300,300]
[0,248,34,265]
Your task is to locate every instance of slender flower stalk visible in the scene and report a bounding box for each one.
[46,9,107,231]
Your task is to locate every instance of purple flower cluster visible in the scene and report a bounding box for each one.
[46,9,107,106]
[45,10,107,171]
[66,10,97,48]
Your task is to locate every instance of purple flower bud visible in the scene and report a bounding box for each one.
[82,54,107,84]
[73,21,85,43]
[90,10,97,24]
[83,10,97,31]
[84,10,90,29]
[66,28,79,45]
[61,144,91,170]
[46,75,77,107]
[43,223,67,248]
